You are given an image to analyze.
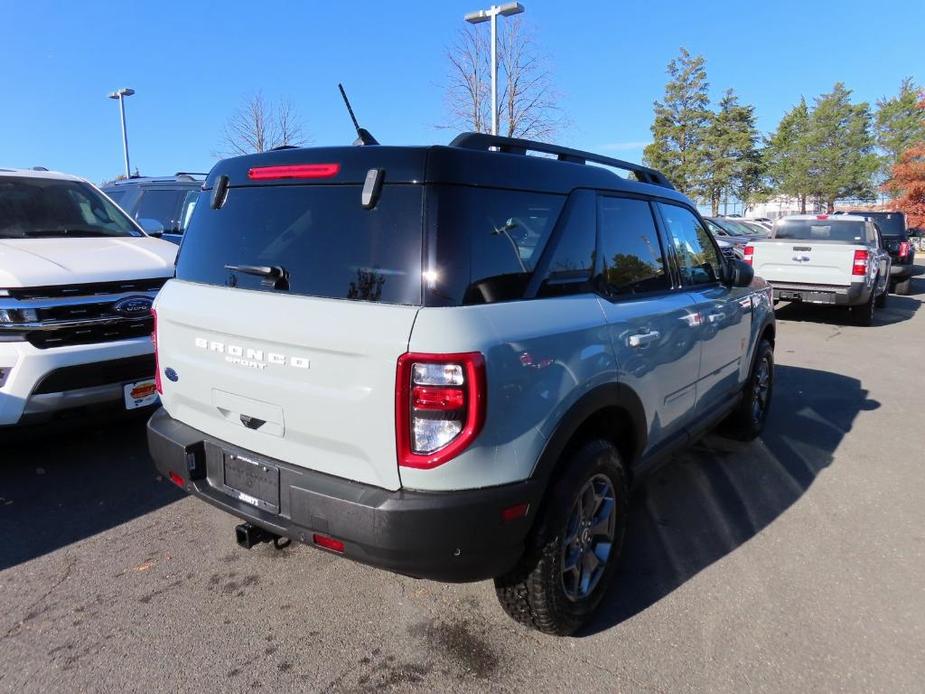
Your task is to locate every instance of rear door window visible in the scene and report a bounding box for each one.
[598,196,671,296]
[176,184,423,305]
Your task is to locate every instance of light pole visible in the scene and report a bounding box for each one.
[464,3,524,136]
[107,88,135,178]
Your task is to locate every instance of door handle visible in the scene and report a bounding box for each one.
[628,330,660,348]
[706,311,725,324]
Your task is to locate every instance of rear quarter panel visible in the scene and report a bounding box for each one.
[402,295,614,491]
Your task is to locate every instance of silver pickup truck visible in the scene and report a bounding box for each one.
[745,214,891,326]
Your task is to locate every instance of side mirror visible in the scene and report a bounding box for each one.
[138,218,165,237]
[725,258,754,288]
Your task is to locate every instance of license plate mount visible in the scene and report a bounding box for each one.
[222,452,280,513]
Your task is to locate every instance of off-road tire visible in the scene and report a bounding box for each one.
[721,338,774,441]
[494,439,628,636]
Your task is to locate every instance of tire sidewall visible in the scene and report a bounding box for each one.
[538,440,628,629]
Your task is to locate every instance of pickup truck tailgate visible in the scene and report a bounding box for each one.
[750,240,858,286]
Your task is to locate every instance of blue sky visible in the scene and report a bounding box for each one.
[1,0,922,183]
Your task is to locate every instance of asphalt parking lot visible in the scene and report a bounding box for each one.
[2,266,923,693]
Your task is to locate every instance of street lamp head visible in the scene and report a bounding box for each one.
[464,9,489,23]
[498,2,525,17]
[107,88,135,99]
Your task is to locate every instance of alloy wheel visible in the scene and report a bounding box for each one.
[561,474,617,601]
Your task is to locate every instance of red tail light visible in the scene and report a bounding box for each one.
[852,249,869,276]
[168,471,185,488]
[247,163,340,180]
[151,308,162,395]
[396,352,486,469]
[816,214,829,220]
[898,241,909,259]
[743,244,754,266]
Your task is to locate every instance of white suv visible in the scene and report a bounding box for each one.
[0,168,177,427]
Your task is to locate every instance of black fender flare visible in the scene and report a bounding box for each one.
[530,381,647,493]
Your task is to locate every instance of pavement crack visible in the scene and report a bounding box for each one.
[2,553,76,640]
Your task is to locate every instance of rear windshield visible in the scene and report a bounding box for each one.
[0,176,142,239]
[849,211,905,237]
[774,220,867,243]
[175,185,424,305]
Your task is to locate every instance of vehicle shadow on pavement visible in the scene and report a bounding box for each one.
[582,363,879,636]
[0,414,182,571]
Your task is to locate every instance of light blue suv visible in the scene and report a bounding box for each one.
[147,133,776,635]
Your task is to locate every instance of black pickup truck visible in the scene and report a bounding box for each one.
[848,211,915,295]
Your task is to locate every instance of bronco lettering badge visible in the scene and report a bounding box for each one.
[193,337,310,370]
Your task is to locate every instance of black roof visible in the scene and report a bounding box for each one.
[204,133,688,203]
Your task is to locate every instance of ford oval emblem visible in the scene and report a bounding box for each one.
[112,295,154,317]
[164,367,179,382]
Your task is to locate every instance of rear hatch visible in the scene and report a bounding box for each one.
[155,148,428,491]
[752,218,869,286]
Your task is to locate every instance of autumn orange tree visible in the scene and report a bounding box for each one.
[887,95,925,228]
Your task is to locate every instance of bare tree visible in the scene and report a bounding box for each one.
[219,92,309,156]
[443,17,565,140]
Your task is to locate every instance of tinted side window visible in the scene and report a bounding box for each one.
[657,203,723,286]
[428,186,565,305]
[537,192,595,298]
[598,196,670,296]
[135,189,183,231]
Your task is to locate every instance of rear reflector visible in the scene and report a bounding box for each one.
[168,471,185,488]
[501,502,530,523]
[247,163,341,180]
[743,244,754,266]
[852,249,869,276]
[312,534,344,553]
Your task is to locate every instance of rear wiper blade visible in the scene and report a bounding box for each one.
[224,264,290,290]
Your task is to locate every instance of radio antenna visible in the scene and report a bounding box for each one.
[338,83,379,146]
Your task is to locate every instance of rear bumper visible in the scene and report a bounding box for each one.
[770,281,868,306]
[147,408,540,582]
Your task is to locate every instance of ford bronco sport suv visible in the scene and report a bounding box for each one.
[147,134,775,635]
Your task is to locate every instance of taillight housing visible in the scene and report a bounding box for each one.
[396,352,486,469]
[898,241,909,259]
[852,249,869,276]
[151,308,162,394]
[743,244,754,266]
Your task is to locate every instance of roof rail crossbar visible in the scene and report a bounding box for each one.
[449,132,674,190]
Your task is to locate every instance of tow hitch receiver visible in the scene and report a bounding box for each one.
[235,522,289,550]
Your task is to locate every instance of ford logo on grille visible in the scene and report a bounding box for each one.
[112,296,154,317]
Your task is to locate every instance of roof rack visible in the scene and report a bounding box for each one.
[174,172,209,178]
[449,132,674,190]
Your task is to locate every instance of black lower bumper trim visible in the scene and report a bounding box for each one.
[147,408,540,582]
